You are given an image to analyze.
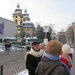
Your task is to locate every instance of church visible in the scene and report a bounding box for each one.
[13,4,35,39]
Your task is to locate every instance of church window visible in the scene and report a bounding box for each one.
[20,20,22,24]
[16,16,17,18]
[15,20,17,24]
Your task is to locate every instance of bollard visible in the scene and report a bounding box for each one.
[0,65,3,75]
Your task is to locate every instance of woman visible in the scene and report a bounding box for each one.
[25,41,42,75]
[60,44,74,71]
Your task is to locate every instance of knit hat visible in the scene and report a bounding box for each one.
[62,44,73,54]
[32,41,40,45]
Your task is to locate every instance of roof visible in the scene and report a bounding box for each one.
[23,21,33,24]
[22,21,34,28]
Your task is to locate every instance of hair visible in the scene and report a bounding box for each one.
[46,40,62,56]
[39,43,45,49]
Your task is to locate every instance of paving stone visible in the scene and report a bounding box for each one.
[0,50,27,75]
[0,49,75,75]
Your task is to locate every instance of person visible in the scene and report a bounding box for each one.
[5,43,8,51]
[6,42,11,54]
[8,42,11,51]
[39,43,47,55]
[60,44,74,71]
[25,41,42,75]
[35,40,71,75]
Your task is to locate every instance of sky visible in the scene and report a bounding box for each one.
[0,0,75,32]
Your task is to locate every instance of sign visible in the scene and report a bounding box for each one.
[43,38,48,45]
[0,21,4,35]
[43,26,49,32]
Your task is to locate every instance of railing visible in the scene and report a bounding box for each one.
[0,65,3,75]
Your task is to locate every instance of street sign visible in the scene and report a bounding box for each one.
[43,26,49,32]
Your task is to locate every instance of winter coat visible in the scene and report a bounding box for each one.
[25,48,42,75]
[35,56,71,75]
[60,53,73,71]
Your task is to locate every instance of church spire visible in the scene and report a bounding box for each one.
[13,3,22,14]
[17,3,20,9]
[24,9,27,14]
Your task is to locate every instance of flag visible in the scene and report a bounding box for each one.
[0,21,4,35]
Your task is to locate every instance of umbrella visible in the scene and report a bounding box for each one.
[11,37,16,40]
[4,37,11,39]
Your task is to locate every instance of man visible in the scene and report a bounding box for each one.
[25,41,42,75]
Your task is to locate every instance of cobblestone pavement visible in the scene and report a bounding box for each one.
[0,49,75,75]
[0,50,28,75]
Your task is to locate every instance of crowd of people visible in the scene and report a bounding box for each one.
[25,40,74,75]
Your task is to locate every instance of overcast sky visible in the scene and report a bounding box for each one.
[0,0,75,32]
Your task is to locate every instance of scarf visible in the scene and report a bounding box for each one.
[44,53,60,61]
[25,48,42,60]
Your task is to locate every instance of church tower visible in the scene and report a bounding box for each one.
[22,9,34,38]
[13,4,22,25]
[23,9,30,21]
[13,4,22,36]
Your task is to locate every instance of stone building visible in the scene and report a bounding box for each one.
[57,20,75,44]
[57,32,66,44]
[13,4,35,39]
[65,25,74,44]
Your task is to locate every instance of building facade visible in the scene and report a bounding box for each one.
[57,20,75,45]
[57,32,66,44]
[65,25,74,44]
[0,17,17,39]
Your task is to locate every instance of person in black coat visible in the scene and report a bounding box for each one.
[25,41,42,75]
[8,42,11,50]
[5,43,8,51]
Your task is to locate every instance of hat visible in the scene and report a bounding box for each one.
[62,44,73,54]
[32,41,39,45]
